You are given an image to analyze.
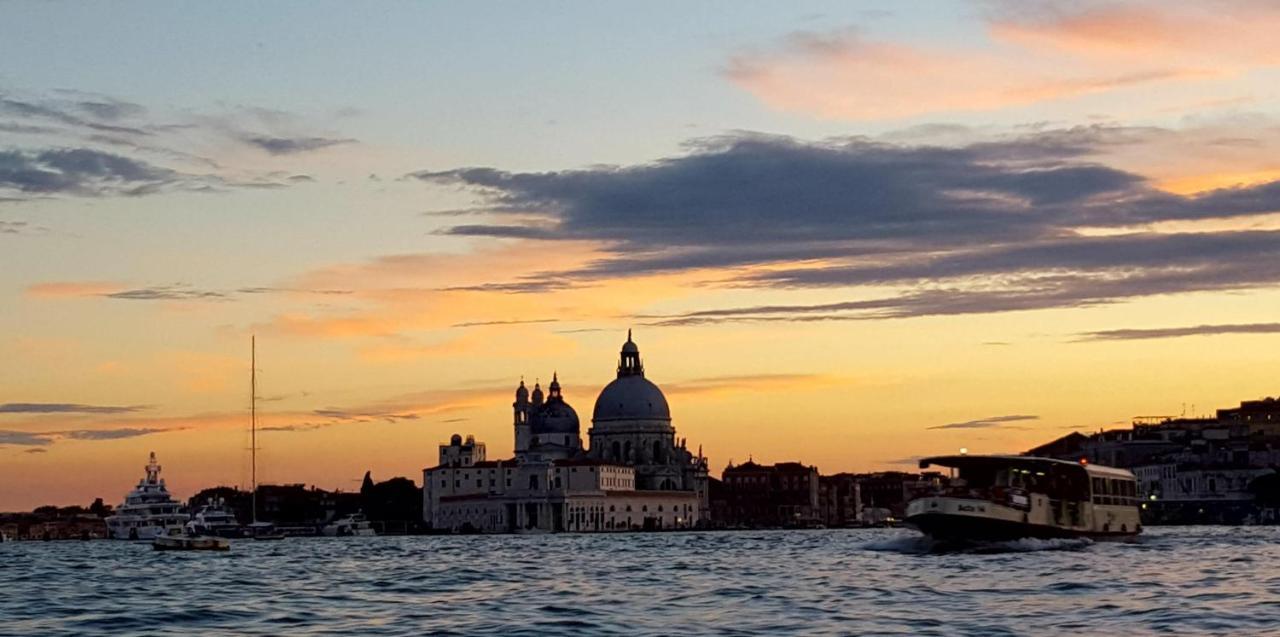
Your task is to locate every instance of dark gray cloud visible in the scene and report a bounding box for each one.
[0,148,178,197]
[1,89,351,200]
[0,430,52,446]
[0,426,171,446]
[259,422,330,433]
[262,408,420,433]
[59,427,173,441]
[243,136,354,155]
[0,403,148,415]
[104,285,230,301]
[441,279,578,294]
[929,415,1040,430]
[451,318,559,328]
[1078,322,1280,342]
[408,130,1280,319]
[24,448,47,454]
[0,94,150,136]
[236,286,351,296]
[311,408,419,423]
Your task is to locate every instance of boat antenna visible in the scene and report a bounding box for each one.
[251,334,257,525]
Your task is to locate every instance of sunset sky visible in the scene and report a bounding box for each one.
[5,1,1280,511]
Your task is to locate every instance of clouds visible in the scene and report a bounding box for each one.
[0,403,148,415]
[0,88,358,202]
[726,2,1280,120]
[1078,322,1280,342]
[242,136,355,155]
[929,414,1040,430]
[410,131,1280,322]
[0,148,178,197]
[104,285,231,301]
[26,281,351,302]
[0,426,173,446]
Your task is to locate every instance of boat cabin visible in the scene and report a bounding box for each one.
[917,455,1137,506]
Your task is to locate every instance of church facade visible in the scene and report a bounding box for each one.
[423,333,710,532]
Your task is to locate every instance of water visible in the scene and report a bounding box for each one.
[2,527,1278,636]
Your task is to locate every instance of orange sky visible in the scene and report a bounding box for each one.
[4,1,1280,511]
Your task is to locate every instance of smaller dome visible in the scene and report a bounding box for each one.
[531,400,580,435]
[450,433,463,445]
[515,379,528,401]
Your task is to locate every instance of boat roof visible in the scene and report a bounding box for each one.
[919,454,1135,479]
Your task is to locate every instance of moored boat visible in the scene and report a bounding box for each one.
[105,453,188,540]
[186,498,245,538]
[322,512,377,537]
[905,455,1141,542]
[152,528,230,551]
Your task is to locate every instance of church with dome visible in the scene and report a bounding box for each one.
[423,332,710,532]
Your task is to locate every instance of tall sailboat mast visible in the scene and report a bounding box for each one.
[251,334,257,524]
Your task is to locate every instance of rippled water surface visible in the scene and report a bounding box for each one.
[3,527,1279,636]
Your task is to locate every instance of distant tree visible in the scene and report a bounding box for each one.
[88,498,110,517]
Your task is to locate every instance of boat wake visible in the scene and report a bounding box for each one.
[864,534,1093,555]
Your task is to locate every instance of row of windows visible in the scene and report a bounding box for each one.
[1091,477,1137,497]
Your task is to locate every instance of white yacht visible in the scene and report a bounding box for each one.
[186,499,244,538]
[906,455,1142,541]
[105,452,188,540]
[322,512,377,537]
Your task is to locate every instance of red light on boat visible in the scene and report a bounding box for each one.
[1079,457,1088,465]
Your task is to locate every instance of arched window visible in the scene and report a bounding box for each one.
[653,440,663,463]
[529,475,539,490]
[624,441,632,461]
[612,441,621,460]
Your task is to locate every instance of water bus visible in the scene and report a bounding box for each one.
[905,455,1141,541]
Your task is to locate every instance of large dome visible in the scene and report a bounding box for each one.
[592,332,671,423]
[593,375,670,422]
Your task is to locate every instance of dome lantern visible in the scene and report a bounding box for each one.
[617,329,643,378]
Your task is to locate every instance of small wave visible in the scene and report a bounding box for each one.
[970,537,1093,554]
[863,534,1092,554]
[863,534,937,554]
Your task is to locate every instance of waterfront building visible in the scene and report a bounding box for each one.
[818,473,862,527]
[713,460,822,528]
[422,333,710,533]
[1024,395,1280,524]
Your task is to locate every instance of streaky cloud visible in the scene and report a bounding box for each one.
[929,414,1040,430]
[0,403,148,415]
[1078,322,1280,342]
[243,136,354,155]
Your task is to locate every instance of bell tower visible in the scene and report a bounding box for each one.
[513,378,531,454]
